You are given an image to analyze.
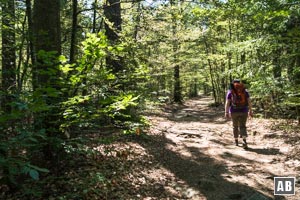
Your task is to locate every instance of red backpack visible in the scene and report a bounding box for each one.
[231,82,248,108]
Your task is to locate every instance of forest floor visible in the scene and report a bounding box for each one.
[102,96,300,200]
[3,96,300,200]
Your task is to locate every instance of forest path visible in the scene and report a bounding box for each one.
[142,96,299,200]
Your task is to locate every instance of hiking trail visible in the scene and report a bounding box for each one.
[133,96,300,200]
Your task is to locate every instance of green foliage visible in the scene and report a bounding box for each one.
[60,32,147,135]
[0,93,49,188]
[61,93,143,133]
[100,94,139,118]
[0,30,147,196]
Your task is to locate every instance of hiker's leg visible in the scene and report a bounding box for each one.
[231,113,239,145]
[239,112,248,137]
[239,112,248,148]
[234,138,238,146]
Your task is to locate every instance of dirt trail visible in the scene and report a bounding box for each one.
[141,96,300,200]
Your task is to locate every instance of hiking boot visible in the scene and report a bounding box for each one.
[242,139,248,149]
[235,139,238,146]
[242,143,248,149]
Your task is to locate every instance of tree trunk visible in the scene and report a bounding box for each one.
[70,0,78,63]
[171,0,182,103]
[1,0,16,113]
[174,65,181,102]
[104,0,123,74]
[273,48,282,79]
[33,0,61,89]
[133,2,141,40]
[92,0,97,33]
[204,40,217,103]
[32,0,61,162]
[22,0,36,91]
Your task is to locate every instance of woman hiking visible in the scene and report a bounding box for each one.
[225,79,253,149]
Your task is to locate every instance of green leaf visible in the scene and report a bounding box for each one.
[28,164,50,173]
[60,64,74,74]
[21,166,30,174]
[29,169,39,180]
[58,55,68,63]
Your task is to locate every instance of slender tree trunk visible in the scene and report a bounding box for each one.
[133,2,141,40]
[70,0,78,63]
[171,0,182,103]
[174,65,181,102]
[26,0,35,61]
[92,0,97,33]
[204,41,217,103]
[273,47,282,79]
[24,0,36,89]
[227,18,233,93]
[241,53,245,66]
[1,0,16,113]
[16,12,27,91]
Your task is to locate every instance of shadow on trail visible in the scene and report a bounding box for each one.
[138,133,273,200]
[245,147,282,155]
[210,139,282,156]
